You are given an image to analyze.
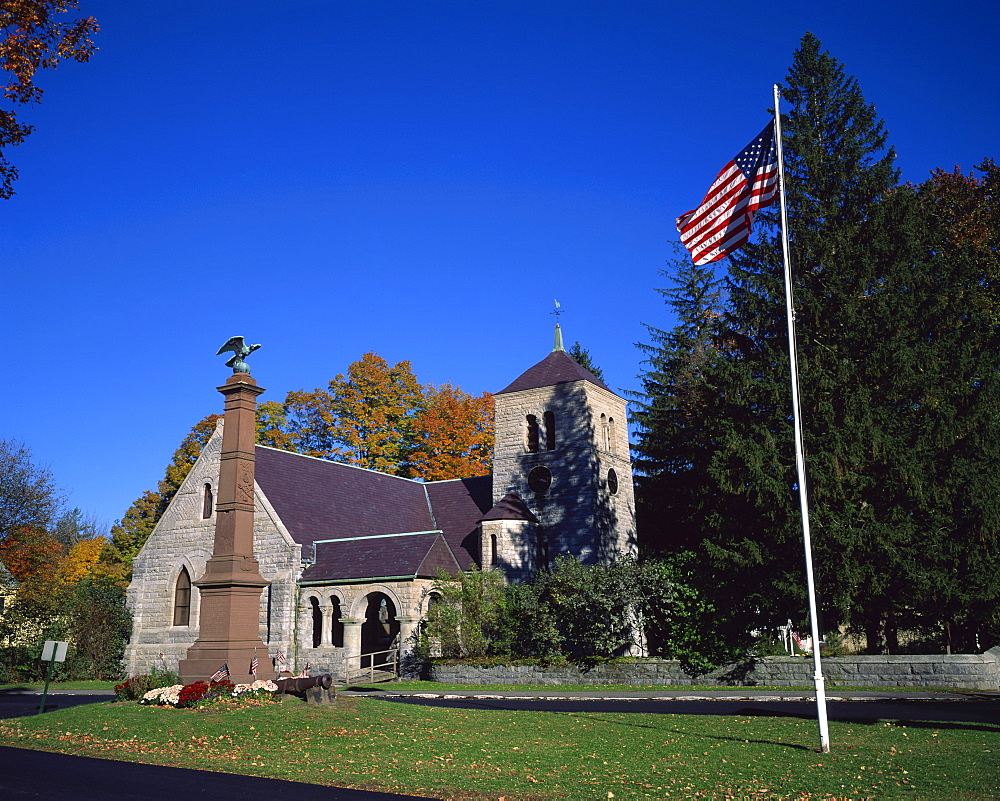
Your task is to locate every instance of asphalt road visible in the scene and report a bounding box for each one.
[0,746,427,800]
[4,689,998,726]
[0,691,116,720]
[376,694,1000,726]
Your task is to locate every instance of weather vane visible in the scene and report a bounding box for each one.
[551,299,563,318]
[216,336,261,374]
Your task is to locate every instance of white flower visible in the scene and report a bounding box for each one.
[141,685,184,706]
[231,680,278,697]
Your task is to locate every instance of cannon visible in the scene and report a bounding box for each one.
[274,673,336,704]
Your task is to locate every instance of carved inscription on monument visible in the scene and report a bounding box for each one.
[237,464,254,503]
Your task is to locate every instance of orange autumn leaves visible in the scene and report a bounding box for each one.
[408,383,494,481]
[0,525,122,607]
[0,1,100,197]
[269,352,494,480]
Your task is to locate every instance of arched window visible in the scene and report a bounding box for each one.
[310,596,322,648]
[600,413,609,451]
[490,533,498,566]
[202,483,213,519]
[544,410,556,450]
[526,414,539,453]
[608,417,617,454]
[330,596,344,647]
[173,567,191,626]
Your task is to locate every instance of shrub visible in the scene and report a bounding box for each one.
[149,664,181,689]
[114,674,153,701]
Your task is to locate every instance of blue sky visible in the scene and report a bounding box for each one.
[4,0,997,530]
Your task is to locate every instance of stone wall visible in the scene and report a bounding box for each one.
[125,424,303,677]
[428,647,1000,690]
[491,379,637,572]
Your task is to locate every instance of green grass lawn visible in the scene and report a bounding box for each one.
[1,695,995,799]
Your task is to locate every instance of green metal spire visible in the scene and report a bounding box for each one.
[552,299,565,351]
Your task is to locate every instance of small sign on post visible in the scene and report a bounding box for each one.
[38,640,69,715]
[41,640,68,663]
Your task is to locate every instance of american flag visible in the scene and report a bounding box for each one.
[250,652,258,677]
[677,122,779,266]
[297,661,311,678]
[273,651,286,668]
[210,663,229,683]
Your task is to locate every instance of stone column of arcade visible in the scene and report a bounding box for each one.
[179,337,275,683]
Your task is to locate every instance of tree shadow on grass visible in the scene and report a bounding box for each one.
[733,705,1000,736]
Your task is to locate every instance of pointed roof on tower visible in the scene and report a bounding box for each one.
[496,324,613,395]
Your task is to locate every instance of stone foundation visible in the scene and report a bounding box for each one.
[428,646,1000,691]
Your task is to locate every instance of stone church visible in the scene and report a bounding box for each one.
[125,329,636,677]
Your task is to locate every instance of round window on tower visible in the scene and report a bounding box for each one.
[607,468,619,495]
[527,465,552,494]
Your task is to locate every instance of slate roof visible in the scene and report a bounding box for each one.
[496,349,612,395]
[482,491,539,523]
[255,447,434,547]
[425,476,494,570]
[253,446,492,582]
[301,531,460,582]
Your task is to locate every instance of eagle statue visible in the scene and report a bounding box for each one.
[216,336,261,374]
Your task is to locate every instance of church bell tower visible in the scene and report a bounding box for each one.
[488,324,636,580]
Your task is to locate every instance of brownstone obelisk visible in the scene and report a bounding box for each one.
[179,372,275,682]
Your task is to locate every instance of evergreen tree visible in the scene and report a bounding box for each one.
[567,341,605,381]
[714,31,905,649]
[632,251,727,555]
[635,33,1000,653]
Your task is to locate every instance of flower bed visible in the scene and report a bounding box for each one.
[140,679,279,708]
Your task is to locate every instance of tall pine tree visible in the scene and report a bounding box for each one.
[635,33,1000,654]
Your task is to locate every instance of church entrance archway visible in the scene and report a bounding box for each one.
[360,592,399,667]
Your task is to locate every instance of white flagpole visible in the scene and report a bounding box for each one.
[773,82,831,753]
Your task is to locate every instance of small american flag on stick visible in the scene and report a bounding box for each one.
[210,663,229,683]
[250,652,259,678]
[677,122,778,265]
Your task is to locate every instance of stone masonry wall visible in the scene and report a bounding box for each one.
[125,424,302,677]
[429,647,1000,690]
[492,379,636,572]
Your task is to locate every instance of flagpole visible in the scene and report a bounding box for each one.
[773,82,830,753]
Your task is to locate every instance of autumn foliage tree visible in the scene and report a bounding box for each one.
[1,0,99,197]
[0,523,129,681]
[0,524,62,604]
[283,352,425,473]
[408,384,494,481]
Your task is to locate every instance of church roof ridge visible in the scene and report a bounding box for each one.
[422,475,490,485]
[255,444,423,484]
[312,529,443,544]
[495,348,613,395]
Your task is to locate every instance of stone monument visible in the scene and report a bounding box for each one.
[178,337,274,682]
